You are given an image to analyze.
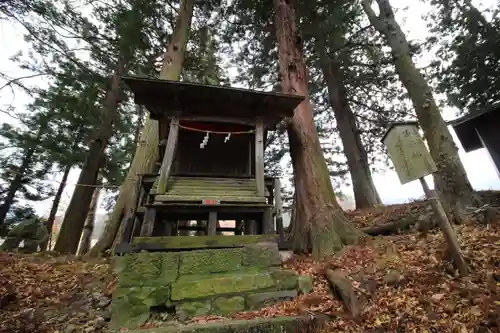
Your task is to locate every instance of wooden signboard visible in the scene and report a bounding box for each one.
[382,122,468,277]
[382,123,437,185]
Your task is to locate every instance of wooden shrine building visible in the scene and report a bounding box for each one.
[451,102,500,177]
[117,77,304,250]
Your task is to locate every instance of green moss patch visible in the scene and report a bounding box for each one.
[171,272,276,301]
[133,235,278,250]
[212,296,246,315]
[180,248,243,275]
[242,243,281,269]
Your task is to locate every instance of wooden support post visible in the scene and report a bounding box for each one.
[157,117,180,194]
[274,178,285,242]
[140,207,156,236]
[419,177,468,277]
[120,214,135,243]
[131,217,142,238]
[262,208,273,234]
[244,220,257,235]
[235,220,243,235]
[207,212,217,236]
[255,118,265,197]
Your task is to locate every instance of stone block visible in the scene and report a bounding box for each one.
[270,269,298,290]
[242,242,281,269]
[116,253,163,287]
[298,275,314,295]
[171,272,276,301]
[107,315,326,333]
[116,252,179,287]
[180,248,243,276]
[246,290,297,310]
[133,235,278,250]
[110,286,170,329]
[212,296,246,315]
[176,301,212,319]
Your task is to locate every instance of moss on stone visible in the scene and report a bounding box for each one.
[108,315,325,333]
[161,252,181,283]
[242,243,281,269]
[115,252,180,287]
[133,235,278,249]
[246,290,297,310]
[116,253,164,287]
[270,270,298,290]
[176,301,212,319]
[111,286,171,329]
[171,272,276,301]
[180,248,243,275]
[212,296,246,315]
[109,301,150,330]
[298,275,314,295]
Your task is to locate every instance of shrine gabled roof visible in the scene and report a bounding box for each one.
[123,76,305,122]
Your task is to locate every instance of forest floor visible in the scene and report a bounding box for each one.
[0,199,499,333]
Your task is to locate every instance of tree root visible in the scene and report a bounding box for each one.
[324,268,360,319]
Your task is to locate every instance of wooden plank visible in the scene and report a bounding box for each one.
[156,117,180,194]
[140,207,156,236]
[172,115,257,126]
[166,189,268,196]
[154,194,267,203]
[274,178,285,242]
[255,117,265,197]
[207,211,217,235]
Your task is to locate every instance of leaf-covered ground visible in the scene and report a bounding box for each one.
[0,253,114,333]
[0,204,499,333]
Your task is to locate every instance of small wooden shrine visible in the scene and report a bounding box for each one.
[451,102,500,176]
[117,77,304,251]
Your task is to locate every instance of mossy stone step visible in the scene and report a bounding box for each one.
[131,235,278,250]
[107,315,326,333]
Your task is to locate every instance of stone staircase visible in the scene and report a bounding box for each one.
[110,236,312,331]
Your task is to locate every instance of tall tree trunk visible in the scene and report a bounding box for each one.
[320,57,382,209]
[362,0,477,222]
[54,62,125,254]
[41,164,71,251]
[0,153,34,225]
[273,0,359,259]
[77,177,101,256]
[132,104,145,157]
[0,129,42,226]
[88,0,195,256]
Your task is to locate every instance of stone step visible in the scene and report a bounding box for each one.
[108,315,326,333]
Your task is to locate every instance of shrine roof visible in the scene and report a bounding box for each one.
[449,102,500,152]
[123,76,304,122]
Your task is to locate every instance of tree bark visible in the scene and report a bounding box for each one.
[320,57,382,209]
[0,152,34,226]
[0,128,42,226]
[41,164,71,251]
[362,0,477,222]
[77,176,101,256]
[88,0,195,256]
[131,104,145,158]
[54,62,125,254]
[273,0,360,259]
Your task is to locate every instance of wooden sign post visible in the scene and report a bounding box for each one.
[382,122,468,277]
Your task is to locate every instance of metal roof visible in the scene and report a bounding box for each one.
[123,76,305,122]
